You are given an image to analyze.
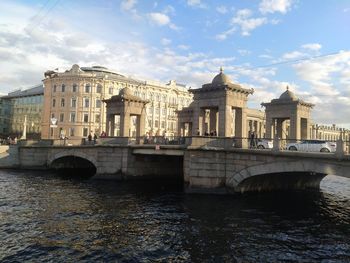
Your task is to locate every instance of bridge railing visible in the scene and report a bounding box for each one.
[15,136,350,155]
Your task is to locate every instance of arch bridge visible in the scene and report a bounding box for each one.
[14,141,350,193]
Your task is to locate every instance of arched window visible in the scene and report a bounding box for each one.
[61,84,65,92]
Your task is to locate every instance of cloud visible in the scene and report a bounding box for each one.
[231,9,268,36]
[215,28,236,41]
[187,0,206,8]
[301,43,322,51]
[120,0,137,11]
[147,12,179,30]
[293,51,350,99]
[148,12,170,26]
[259,0,293,14]
[238,49,251,56]
[178,44,190,50]
[163,5,176,15]
[282,51,305,60]
[216,5,228,14]
[161,38,171,45]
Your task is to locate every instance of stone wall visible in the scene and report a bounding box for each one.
[184,148,350,193]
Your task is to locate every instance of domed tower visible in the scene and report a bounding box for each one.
[261,86,314,141]
[177,67,253,147]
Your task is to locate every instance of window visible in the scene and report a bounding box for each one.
[69,127,75,137]
[84,98,89,108]
[59,113,64,122]
[70,112,76,123]
[71,98,76,108]
[162,108,166,115]
[96,84,102,93]
[96,99,101,108]
[85,84,91,93]
[52,99,56,107]
[83,127,88,137]
[148,120,152,127]
[83,113,89,123]
[61,84,65,92]
[72,83,77,92]
[53,85,56,92]
[156,108,160,115]
[109,87,113,94]
[60,98,65,107]
[155,120,159,128]
[161,121,165,129]
[95,114,100,123]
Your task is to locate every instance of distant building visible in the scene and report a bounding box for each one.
[41,64,192,139]
[0,85,44,138]
[311,124,350,141]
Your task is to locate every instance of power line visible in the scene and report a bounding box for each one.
[29,0,53,25]
[26,0,61,35]
[231,51,345,72]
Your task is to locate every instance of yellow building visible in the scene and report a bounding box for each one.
[41,64,192,139]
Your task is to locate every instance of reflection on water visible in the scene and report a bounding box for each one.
[0,170,349,262]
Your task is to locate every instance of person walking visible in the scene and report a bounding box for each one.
[93,133,97,145]
[88,132,92,145]
[249,131,256,149]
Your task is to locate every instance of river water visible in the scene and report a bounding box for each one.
[0,170,349,262]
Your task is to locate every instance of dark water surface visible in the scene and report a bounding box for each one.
[0,170,349,262]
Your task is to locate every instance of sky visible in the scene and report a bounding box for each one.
[0,0,350,126]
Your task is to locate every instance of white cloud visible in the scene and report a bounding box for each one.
[282,51,305,60]
[215,28,236,41]
[259,0,293,14]
[148,12,170,26]
[216,5,228,14]
[178,44,190,50]
[293,51,350,101]
[259,54,273,59]
[231,9,267,36]
[301,43,322,51]
[163,5,175,15]
[238,49,251,56]
[120,0,137,11]
[161,38,171,45]
[187,0,206,8]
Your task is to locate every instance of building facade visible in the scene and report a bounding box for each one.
[41,64,192,139]
[0,85,44,138]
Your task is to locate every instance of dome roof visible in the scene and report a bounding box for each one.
[212,67,231,85]
[279,86,297,101]
[120,87,133,97]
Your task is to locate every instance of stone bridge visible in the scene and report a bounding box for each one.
[8,141,350,193]
[184,148,350,193]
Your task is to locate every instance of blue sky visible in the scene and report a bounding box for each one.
[0,0,350,126]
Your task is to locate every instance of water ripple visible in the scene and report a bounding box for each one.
[0,170,349,262]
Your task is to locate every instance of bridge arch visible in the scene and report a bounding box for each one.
[48,151,98,177]
[48,150,98,168]
[226,160,346,193]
